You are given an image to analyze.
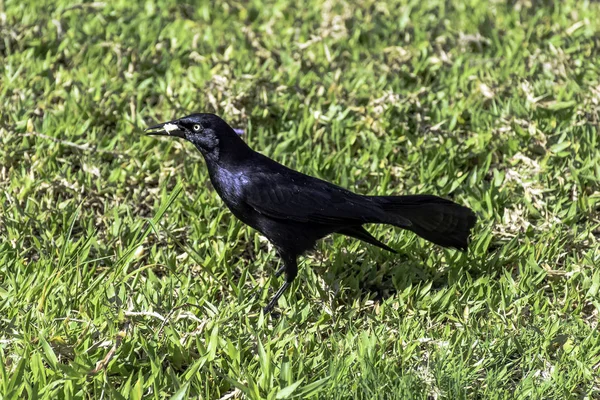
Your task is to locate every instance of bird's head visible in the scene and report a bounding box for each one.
[146,113,246,159]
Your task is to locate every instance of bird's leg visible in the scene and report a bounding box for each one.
[274,265,285,278]
[263,253,298,314]
[263,281,290,314]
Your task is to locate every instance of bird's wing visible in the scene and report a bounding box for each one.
[241,172,382,225]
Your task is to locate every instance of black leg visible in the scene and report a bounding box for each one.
[263,252,298,314]
[275,265,285,278]
[263,281,290,313]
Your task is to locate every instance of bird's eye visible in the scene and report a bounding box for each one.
[193,124,201,131]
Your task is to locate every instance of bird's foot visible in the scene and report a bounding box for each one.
[263,298,278,314]
[263,302,282,319]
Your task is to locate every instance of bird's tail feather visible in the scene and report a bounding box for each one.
[370,194,477,250]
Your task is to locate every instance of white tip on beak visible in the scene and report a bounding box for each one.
[163,123,179,134]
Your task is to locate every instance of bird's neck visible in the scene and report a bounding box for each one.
[198,136,255,169]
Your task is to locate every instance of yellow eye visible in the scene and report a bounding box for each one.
[193,124,201,131]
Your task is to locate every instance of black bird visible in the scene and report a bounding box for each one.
[146,113,477,313]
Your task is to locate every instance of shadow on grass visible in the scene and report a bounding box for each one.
[297,238,497,310]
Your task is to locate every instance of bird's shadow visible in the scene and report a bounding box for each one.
[302,241,476,308]
[302,246,416,306]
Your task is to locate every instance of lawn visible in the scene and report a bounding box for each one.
[1,0,599,398]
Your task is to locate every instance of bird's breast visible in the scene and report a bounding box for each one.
[208,168,245,200]
[207,167,258,222]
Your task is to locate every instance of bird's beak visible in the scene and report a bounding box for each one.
[145,120,186,139]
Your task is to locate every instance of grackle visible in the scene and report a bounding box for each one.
[146,113,477,313]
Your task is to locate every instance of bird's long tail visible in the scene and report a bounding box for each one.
[371,195,477,250]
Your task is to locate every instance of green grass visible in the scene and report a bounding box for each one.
[1,0,600,398]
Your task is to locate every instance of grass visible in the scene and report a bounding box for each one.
[1,0,599,398]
